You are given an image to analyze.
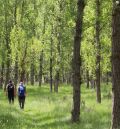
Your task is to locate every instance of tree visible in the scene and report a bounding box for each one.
[95,0,101,103]
[50,28,53,92]
[71,0,85,122]
[111,0,120,128]
[13,0,19,87]
[4,0,13,89]
[39,16,45,87]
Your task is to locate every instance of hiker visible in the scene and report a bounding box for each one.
[6,80,15,104]
[18,82,26,109]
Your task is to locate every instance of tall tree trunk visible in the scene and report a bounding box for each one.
[95,0,101,103]
[14,0,17,25]
[30,57,35,85]
[20,70,25,82]
[54,72,59,93]
[30,0,38,86]
[54,1,64,92]
[39,17,45,86]
[86,70,89,88]
[5,54,10,89]
[54,41,60,93]
[39,51,43,86]
[14,0,19,87]
[25,72,29,84]
[20,42,28,82]
[50,33,53,92]
[14,55,19,87]
[50,57,53,92]
[30,0,37,86]
[62,68,65,83]
[4,1,11,90]
[0,62,4,88]
[71,0,85,122]
[106,72,109,85]
[111,1,120,129]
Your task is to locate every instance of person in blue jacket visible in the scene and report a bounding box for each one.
[18,82,26,109]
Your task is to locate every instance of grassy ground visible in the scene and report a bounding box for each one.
[0,84,111,129]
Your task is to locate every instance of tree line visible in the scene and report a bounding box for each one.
[0,0,111,91]
[0,0,119,128]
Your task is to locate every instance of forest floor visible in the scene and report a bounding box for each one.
[0,84,111,129]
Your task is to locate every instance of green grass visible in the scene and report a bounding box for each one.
[0,84,111,129]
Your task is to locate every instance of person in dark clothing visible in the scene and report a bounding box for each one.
[18,82,26,109]
[6,80,15,104]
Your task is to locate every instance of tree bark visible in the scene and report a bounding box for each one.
[30,57,35,85]
[106,72,109,85]
[39,51,43,86]
[71,0,85,122]
[26,72,29,84]
[86,70,89,88]
[4,0,11,90]
[111,1,120,129]
[30,0,37,86]
[54,72,59,93]
[20,70,25,82]
[14,55,19,87]
[54,42,60,93]
[14,0,19,87]
[39,17,45,86]
[20,42,28,82]
[95,0,101,103]
[62,67,66,83]
[50,34,53,92]
[0,62,4,88]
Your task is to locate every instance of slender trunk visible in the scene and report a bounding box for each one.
[50,34,53,92]
[14,0,17,25]
[62,68,65,83]
[35,74,38,82]
[67,72,72,84]
[54,40,60,93]
[21,0,25,22]
[4,0,11,90]
[50,57,53,92]
[20,70,25,82]
[30,58,35,86]
[39,17,45,86]
[106,72,109,85]
[54,72,59,92]
[20,42,27,82]
[54,2,64,92]
[95,0,101,103]
[26,72,29,84]
[0,62,4,88]
[30,0,38,86]
[14,0,18,87]
[86,70,89,88]
[30,56,35,85]
[39,51,43,86]
[90,79,95,89]
[14,55,19,87]
[71,0,85,122]
[5,57,10,89]
[111,1,120,129]
[4,30,11,90]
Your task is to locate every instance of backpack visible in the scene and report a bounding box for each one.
[7,83,14,92]
[18,85,25,96]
